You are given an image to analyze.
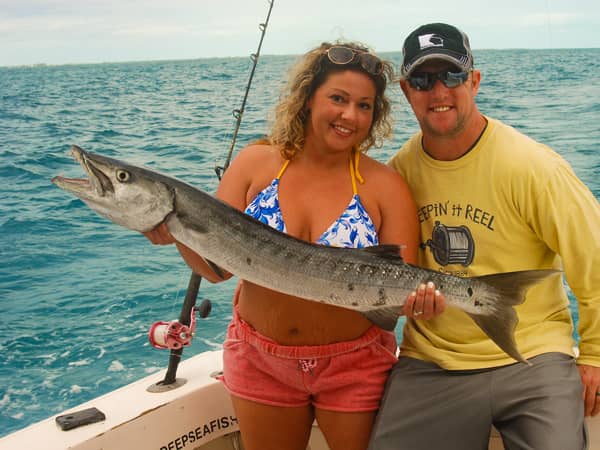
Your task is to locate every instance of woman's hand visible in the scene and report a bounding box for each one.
[143,222,176,245]
[403,281,446,320]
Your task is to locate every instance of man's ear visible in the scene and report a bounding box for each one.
[470,69,481,95]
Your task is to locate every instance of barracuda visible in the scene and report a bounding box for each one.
[52,145,559,364]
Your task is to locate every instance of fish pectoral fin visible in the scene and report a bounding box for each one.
[362,307,402,331]
[359,245,404,261]
[204,258,226,280]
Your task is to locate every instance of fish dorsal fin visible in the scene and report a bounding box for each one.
[360,245,404,261]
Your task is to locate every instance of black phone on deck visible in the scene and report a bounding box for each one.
[55,407,106,431]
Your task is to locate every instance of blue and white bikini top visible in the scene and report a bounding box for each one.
[244,151,379,248]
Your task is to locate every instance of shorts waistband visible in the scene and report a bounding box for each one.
[231,307,392,360]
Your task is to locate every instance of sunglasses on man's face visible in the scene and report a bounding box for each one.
[406,70,470,91]
[325,46,384,76]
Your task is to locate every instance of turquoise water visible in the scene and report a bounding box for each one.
[1,49,599,437]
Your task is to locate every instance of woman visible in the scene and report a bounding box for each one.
[146,41,443,450]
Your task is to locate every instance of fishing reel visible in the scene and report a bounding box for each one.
[148,299,212,350]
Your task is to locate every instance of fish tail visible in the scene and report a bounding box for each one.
[478,269,561,306]
[469,269,561,365]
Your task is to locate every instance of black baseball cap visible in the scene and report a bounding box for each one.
[401,23,473,77]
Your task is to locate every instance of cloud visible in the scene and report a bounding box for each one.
[1,0,600,66]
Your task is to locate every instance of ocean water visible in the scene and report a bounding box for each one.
[1,48,599,437]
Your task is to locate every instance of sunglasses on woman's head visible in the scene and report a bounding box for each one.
[406,70,470,91]
[325,46,384,76]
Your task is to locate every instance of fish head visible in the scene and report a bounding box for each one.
[52,145,175,232]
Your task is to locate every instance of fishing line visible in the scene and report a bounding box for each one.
[544,0,553,49]
[152,0,275,388]
[167,269,189,317]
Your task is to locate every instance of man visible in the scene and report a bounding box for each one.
[368,23,600,449]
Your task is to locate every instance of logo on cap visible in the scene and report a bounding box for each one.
[418,34,444,50]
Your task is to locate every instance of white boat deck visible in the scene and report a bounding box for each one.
[1,350,598,449]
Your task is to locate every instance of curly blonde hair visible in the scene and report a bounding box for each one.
[268,41,395,160]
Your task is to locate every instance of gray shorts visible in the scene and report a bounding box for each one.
[368,353,587,450]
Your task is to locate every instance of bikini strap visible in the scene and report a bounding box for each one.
[276,159,291,179]
[349,149,365,195]
[278,154,362,192]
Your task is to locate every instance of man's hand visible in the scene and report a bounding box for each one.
[578,364,600,416]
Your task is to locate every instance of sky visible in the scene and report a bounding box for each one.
[1,0,599,67]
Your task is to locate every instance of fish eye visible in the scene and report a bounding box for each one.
[116,169,131,183]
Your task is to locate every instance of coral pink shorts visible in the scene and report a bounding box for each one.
[221,308,398,412]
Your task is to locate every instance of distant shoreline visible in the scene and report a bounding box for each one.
[2,47,600,69]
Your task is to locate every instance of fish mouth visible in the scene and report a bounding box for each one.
[52,145,114,197]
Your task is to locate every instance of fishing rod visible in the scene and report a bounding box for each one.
[216,0,275,179]
[148,0,275,390]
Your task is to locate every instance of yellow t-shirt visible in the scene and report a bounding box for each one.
[390,117,600,370]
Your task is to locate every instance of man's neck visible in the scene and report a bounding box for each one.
[422,114,488,161]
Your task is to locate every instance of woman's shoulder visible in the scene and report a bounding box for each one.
[226,142,285,175]
[221,142,286,187]
[217,142,285,208]
[235,141,280,162]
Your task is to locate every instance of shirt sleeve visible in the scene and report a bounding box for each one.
[528,161,600,366]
